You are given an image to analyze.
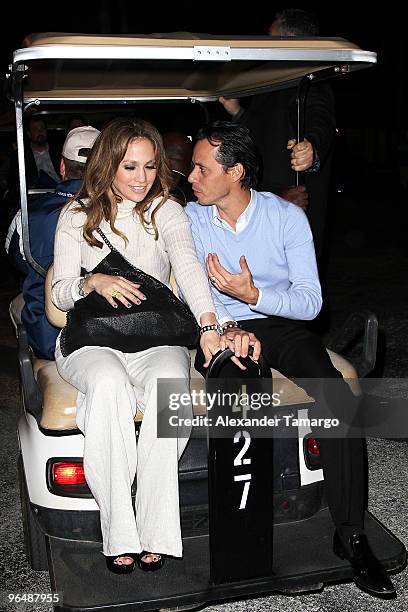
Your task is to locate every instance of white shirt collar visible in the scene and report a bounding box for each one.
[211,189,256,234]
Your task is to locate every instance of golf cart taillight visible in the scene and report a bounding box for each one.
[303,436,321,470]
[307,437,320,456]
[53,462,86,485]
[47,458,92,498]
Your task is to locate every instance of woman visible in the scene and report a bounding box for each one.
[52,117,227,574]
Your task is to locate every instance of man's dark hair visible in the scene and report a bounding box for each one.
[27,115,46,130]
[196,121,259,189]
[62,156,87,180]
[274,9,319,36]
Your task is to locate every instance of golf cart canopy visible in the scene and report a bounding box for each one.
[9,31,376,277]
[12,32,376,103]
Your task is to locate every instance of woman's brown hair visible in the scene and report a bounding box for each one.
[75,117,173,248]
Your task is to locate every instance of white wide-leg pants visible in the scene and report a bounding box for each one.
[55,339,191,558]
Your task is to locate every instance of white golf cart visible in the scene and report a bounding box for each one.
[7,32,406,611]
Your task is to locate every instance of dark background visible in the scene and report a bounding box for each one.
[1,4,406,176]
[1,5,407,257]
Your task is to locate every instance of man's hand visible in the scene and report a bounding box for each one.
[287,137,314,172]
[207,253,259,304]
[279,185,309,210]
[219,97,242,117]
[220,328,261,363]
[200,328,261,371]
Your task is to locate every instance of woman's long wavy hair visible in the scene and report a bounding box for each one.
[74,117,173,247]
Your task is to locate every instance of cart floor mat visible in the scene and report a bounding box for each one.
[48,509,406,611]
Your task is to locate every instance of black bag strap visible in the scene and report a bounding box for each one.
[96,227,117,253]
[75,199,118,254]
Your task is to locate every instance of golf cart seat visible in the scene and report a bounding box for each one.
[9,265,360,432]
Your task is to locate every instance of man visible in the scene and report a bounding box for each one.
[185,121,395,598]
[23,115,61,188]
[5,115,62,228]
[162,131,195,205]
[219,9,335,257]
[7,125,100,359]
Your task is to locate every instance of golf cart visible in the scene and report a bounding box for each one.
[7,32,406,611]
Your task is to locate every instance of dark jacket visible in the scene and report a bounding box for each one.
[16,179,82,360]
[6,142,61,219]
[239,82,335,255]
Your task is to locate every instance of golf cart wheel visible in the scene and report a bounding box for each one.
[18,454,48,571]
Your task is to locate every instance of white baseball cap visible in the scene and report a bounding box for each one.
[62,126,100,163]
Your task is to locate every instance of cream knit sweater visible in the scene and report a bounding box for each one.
[52,196,216,321]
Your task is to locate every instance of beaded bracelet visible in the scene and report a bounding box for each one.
[78,273,92,298]
[222,322,240,331]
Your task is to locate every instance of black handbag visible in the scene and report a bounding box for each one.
[60,227,199,357]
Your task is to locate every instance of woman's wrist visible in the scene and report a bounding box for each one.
[200,323,223,336]
[199,312,218,327]
[78,273,94,297]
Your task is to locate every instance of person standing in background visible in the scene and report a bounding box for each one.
[219,9,336,258]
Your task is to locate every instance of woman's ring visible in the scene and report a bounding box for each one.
[210,276,217,285]
[111,289,120,298]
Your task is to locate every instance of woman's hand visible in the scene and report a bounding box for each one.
[200,330,223,368]
[83,273,146,309]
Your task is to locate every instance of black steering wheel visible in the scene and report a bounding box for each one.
[206,347,271,380]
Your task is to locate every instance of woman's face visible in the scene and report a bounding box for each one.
[112,137,157,202]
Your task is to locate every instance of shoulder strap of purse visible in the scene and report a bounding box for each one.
[75,198,118,254]
[95,227,117,253]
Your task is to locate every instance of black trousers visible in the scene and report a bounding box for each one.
[196,316,366,542]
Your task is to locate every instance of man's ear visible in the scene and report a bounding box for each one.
[228,163,244,183]
[59,158,65,180]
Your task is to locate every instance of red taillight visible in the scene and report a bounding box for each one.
[52,462,86,486]
[307,437,320,456]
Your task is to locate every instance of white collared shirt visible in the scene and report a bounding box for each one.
[211,189,256,234]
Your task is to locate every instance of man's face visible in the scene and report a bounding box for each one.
[188,138,232,206]
[28,119,47,145]
[268,19,281,36]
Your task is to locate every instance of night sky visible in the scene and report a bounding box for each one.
[1,4,407,168]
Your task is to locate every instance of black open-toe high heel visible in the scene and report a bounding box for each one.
[137,551,165,572]
[106,553,137,574]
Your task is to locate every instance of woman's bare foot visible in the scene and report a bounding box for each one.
[114,555,134,566]
[140,553,161,564]
[106,553,136,574]
[138,551,165,572]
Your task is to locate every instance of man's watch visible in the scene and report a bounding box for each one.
[200,323,223,336]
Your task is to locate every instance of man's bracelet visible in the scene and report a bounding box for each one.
[222,322,241,331]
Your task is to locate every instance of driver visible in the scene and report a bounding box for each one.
[185,120,396,599]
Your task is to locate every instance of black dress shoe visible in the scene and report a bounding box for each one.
[333,531,396,597]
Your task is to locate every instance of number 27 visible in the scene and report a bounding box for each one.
[233,430,251,509]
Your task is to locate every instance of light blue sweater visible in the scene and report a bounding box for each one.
[185,190,322,323]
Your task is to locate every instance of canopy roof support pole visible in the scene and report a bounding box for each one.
[13,65,46,277]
